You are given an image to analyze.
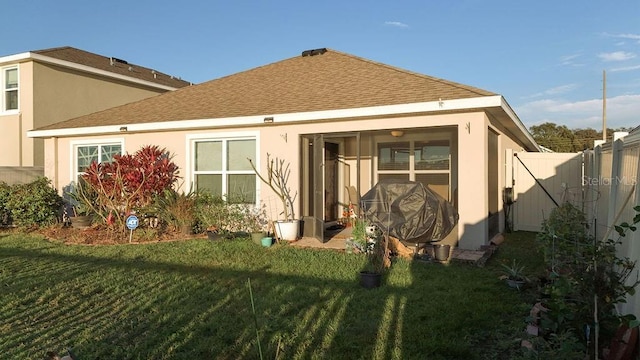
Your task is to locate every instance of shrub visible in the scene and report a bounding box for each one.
[532,202,640,358]
[149,188,198,233]
[5,177,63,227]
[0,181,10,225]
[80,145,179,229]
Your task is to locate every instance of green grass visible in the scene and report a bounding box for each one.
[0,231,543,359]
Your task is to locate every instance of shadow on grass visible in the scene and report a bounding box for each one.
[0,232,539,359]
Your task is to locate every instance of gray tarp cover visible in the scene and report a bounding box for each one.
[360,180,458,242]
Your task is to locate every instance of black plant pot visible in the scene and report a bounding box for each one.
[359,271,382,289]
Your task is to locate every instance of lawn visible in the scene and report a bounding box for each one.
[0,231,543,359]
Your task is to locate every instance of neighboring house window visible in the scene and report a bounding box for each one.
[377,138,451,200]
[2,67,18,111]
[74,142,122,180]
[193,138,256,203]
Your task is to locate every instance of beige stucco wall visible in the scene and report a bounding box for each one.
[0,62,33,166]
[0,60,172,167]
[43,110,533,249]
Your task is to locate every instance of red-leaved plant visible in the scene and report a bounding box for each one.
[80,145,180,229]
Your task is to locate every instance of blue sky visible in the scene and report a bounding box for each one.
[4,0,639,130]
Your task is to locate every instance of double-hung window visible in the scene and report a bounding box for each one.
[74,142,122,181]
[2,67,18,112]
[193,137,257,203]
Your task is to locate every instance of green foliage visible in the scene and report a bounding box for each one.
[500,259,529,282]
[537,202,589,273]
[0,181,11,225]
[364,230,389,274]
[534,202,640,356]
[195,192,266,235]
[529,122,632,152]
[522,329,586,360]
[4,177,63,227]
[65,178,99,217]
[350,218,367,248]
[150,188,198,233]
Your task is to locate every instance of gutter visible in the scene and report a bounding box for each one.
[28,95,537,144]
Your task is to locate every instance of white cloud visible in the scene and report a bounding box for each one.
[598,51,636,62]
[384,21,409,28]
[516,94,640,130]
[612,33,640,41]
[559,54,582,66]
[610,64,640,72]
[525,84,578,99]
[603,33,640,44]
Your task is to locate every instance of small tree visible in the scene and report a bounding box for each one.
[79,145,180,230]
[248,154,297,220]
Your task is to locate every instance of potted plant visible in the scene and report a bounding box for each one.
[500,259,529,289]
[347,218,368,253]
[246,203,269,244]
[248,154,299,241]
[359,226,390,289]
[65,180,96,228]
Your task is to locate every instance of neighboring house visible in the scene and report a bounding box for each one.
[0,46,191,167]
[28,48,539,250]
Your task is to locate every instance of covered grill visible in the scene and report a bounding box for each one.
[360,180,458,242]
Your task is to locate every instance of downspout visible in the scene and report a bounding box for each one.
[53,137,59,192]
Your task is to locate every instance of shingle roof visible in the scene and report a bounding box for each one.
[35,48,497,131]
[33,46,192,89]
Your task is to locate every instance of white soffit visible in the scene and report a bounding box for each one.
[28,95,517,138]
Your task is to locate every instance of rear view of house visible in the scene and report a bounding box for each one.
[0,46,191,169]
[28,48,539,250]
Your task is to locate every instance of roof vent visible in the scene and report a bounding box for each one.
[109,57,128,66]
[301,48,327,57]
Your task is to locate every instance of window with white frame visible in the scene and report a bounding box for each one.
[193,137,257,203]
[74,142,122,180]
[2,67,18,112]
[377,138,451,200]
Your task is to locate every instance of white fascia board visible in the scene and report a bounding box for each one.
[499,97,541,152]
[2,52,179,91]
[0,52,32,64]
[28,95,508,138]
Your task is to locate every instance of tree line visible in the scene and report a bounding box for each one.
[529,122,635,152]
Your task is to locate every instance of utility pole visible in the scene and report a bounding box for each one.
[602,70,607,141]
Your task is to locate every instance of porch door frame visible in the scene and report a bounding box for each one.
[311,133,325,241]
[303,132,361,243]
